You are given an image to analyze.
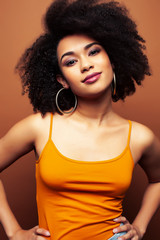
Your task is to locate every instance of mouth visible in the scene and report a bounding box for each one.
[82,72,102,84]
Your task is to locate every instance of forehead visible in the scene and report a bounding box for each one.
[57,34,97,57]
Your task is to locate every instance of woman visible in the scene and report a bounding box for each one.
[0,0,160,239]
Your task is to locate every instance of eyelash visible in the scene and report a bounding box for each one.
[65,60,76,66]
[64,48,101,66]
[89,48,101,56]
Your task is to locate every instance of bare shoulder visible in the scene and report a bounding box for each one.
[130,121,160,182]
[10,112,50,134]
[29,112,51,139]
[1,112,50,147]
[18,112,48,126]
[131,121,155,147]
[130,120,158,163]
[0,113,50,171]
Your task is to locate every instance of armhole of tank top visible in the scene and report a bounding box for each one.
[127,120,132,147]
[35,113,53,164]
[127,120,135,166]
[49,113,53,140]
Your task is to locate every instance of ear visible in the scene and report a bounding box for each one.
[56,74,69,89]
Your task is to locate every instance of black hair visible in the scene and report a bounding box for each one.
[16,0,151,115]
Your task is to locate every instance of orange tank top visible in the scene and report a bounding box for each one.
[36,114,134,240]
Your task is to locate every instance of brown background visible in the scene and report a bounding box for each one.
[0,0,160,239]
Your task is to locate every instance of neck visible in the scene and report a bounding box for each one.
[73,90,113,126]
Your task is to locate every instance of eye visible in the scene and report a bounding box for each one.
[64,59,77,67]
[89,48,101,56]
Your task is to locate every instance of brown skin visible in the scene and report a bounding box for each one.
[0,34,160,240]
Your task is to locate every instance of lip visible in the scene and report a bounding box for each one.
[82,72,102,84]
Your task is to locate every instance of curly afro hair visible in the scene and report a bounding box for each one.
[16,0,151,115]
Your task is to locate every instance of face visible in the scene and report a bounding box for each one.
[56,34,114,99]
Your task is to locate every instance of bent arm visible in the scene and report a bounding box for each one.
[0,115,37,172]
[132,181,160,237]
[114,126,160,239]
[0,114,41,238]
[132,135,160,236]
[0,179,21,238]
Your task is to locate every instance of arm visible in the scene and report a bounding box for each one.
[0,114,50,239]
[131,135,160,237]
[0,179,21,238]
[132,182,160,236]
[0,179,50,240]
[113,182,160,240]
[114,126,160,239]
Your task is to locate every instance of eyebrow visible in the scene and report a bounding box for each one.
[60,42,100,63]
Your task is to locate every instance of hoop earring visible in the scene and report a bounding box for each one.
[55,87,77,114]
[111,73,116,97]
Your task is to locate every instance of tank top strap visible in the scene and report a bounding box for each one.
[127,120,132,147]
[49,113,53,140]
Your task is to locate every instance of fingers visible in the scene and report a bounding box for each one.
[113,216,129,235]
[117,229,136,240]
[113,216,135,240]
[35,236,49,240]
[35,227,50,237]
[117,233,139,240]
[113,216,128,224]
[113,222,132,233]
[112,218,141,240]
[131,237,139,240]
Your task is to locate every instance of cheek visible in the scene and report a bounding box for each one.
[96,52,112,68]
[63,65,80,79]
[60,68,80,87]
[97,58,113,74]
[102,54,112,68]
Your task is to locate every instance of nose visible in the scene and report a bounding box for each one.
[80,57,94,73]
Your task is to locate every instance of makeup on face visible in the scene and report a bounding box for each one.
[82,72,102,84]
[56,34,113,98]
[60,42,101,64]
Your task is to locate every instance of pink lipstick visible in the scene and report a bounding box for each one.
[83,72,102,84]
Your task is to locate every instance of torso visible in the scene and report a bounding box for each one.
[33,111,154,240]
[34,112,149,165]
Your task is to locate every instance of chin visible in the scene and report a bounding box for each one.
[79,88,111,100]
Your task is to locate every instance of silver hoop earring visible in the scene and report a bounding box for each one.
[112,73,116,97]
[55,87,77,114]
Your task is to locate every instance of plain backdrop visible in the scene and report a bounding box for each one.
[0,0,160,239]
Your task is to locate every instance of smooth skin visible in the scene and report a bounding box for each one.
[0,34,160,240]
